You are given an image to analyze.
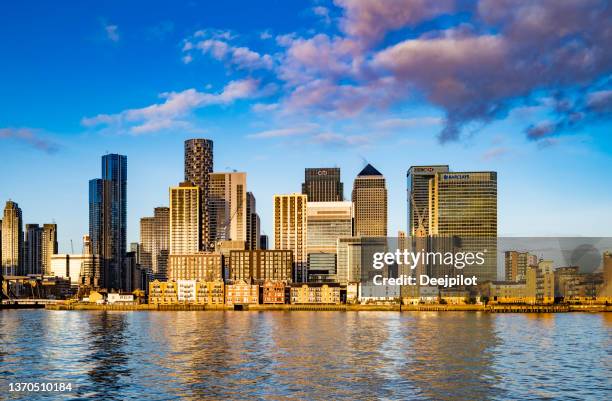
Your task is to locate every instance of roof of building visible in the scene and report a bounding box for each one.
[357,163,382,177]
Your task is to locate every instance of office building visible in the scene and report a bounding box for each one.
[260,235,268,250]
[407,165,449,236]
[167,252,222,281]
[169,182,200,255]
[336,237,363,285]
[52,253,101,288]
[246,192,260,250]
[600,251,612,300]
[140,207,169,280]
[352,164,387,237]
[78,235,103,288]
[229,250,293,283]
[2,200,23,276]
[24,224,43,275]
[209,172,247,245]
[428,171,498,282]
[184,139,213,251]
[274,193,307,282]
[41,224,58,275]
[89,154,127,290]
[306,201,353,281]
[302,168,343,202]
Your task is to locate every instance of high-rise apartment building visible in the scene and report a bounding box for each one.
[306,201,353,281]
[274,193,307,282]
[41,224,58,275]
[428,171,497,281]
[2,201,23,276]
[246,192,260,250]
[209,172,247,245]
[505,251,537,282]
[24,224,43,275]
[184,139,213,251]
[168,252,222,281]
[169,182,200,255]
[229,250,293,283]
[89,153,127,290]
[352,164,387,237]
[407,165,449,236]
[140,207,169,280]
[302,168,344,202]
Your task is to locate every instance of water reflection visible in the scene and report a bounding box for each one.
[76,312,131,400]
[0,310,610,400]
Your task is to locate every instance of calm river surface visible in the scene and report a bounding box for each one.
[0,310,610,400]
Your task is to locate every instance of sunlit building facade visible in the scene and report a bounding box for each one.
[229,249,293,283]
[428,171,498,282]
[302,167,344,202]
[209,172,247,245]
[352,164,387,237]
[274,193,307,282]
[168,252,222,281]
[2,200,23,276]
[169,182,200,255]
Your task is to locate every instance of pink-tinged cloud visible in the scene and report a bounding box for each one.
[247,123,319,139]
[0,128,59,153]
[334,0,455,46]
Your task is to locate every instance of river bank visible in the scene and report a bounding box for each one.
[38,303,612,313]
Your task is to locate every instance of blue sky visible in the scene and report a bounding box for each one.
[1,0,611,253]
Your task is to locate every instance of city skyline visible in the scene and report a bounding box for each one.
[1,0,612,252]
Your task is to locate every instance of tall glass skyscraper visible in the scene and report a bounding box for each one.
[2,200,23,276]
[352,164,387,237]
[89,153,127,290]
[302,168,343,202]
[407,165,449,236]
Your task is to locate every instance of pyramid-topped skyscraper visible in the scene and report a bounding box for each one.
[352,164,387,237]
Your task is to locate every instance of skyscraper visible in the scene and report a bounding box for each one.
[24,224,43,275]
[246,192,261,250]
[169,182,200,255]
[184,139,213,251]
[140,207,169,280]
[89,153,127,290]
[352,164,387,237]
[209,172,247,245]
[41,224,58,275]
[2,201,23,276]
[407,165,449,236]
[428,171,498,281]
[274,194,307,282]
[306,201,353,281]
[302,168,344,202]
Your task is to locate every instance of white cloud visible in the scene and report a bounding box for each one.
[105,24,119,42]
[247,123,319,139]
[82,79,260,134]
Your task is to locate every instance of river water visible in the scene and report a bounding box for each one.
[0,310,610,400]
